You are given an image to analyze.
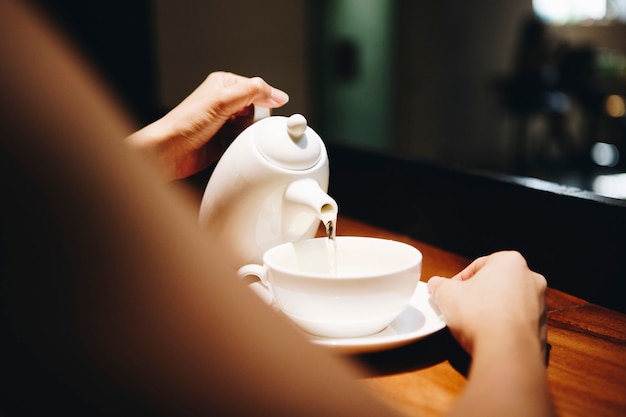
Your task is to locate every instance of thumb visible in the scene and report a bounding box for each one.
[427,276,446,296]
[427,275,461,307]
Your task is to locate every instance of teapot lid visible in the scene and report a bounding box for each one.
[254,114,322,170]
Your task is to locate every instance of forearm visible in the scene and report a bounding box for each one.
[124,118,184,181]
[0,2,401,414]
[125,108,249,181]
[446,329,554,417]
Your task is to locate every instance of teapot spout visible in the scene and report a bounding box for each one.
[284,178,338,233]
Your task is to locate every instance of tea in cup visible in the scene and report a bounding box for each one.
[238,236,422,338]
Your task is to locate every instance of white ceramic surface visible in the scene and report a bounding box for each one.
[308,282,446,354]
[238,236,422,338]
[198,113,337,273]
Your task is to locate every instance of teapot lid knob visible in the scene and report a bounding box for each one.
[253,114,322,171]
[287,114,307,139]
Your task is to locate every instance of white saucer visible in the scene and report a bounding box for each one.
[307,282,446,354]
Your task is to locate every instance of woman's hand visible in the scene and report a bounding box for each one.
[427,250,547,356]
[427,251,554,417]
[126,72,289,181]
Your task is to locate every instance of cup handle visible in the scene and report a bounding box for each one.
[237,264,274,306]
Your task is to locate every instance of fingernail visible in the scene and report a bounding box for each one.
[270,88,289,105]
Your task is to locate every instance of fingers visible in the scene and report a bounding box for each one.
[428,251,531,302]
[428,254,492,297]
[427,275,461,306]
[247,77,290,108]
[426,256,484,298]
[450,255,488,281]
[216,73,289,118]
[427,275,445,295]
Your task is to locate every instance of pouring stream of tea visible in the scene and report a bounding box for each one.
[326,220,338,276]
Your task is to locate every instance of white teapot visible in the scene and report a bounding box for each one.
[198,111,338,274]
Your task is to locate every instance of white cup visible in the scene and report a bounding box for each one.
[238,236,422,338]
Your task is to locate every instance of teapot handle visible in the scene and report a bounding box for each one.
[253,105,271,122]
[237,264,274,306]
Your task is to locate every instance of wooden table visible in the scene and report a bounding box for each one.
[331,216,626,417]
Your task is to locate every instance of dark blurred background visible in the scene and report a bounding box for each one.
[31,0,626,199]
